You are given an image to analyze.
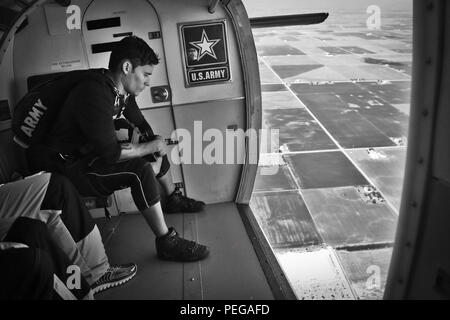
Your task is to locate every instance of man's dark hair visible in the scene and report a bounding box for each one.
[108,36,160,72]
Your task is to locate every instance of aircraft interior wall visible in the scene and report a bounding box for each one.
[404,0,450,298]
[385,0,450,300]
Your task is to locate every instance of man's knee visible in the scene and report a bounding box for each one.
[42,173,85,211]
[5,217,48,247]
[119,156,170,180]
[126,158,152,176]
[49,173,77,195]
[126,159,162,188]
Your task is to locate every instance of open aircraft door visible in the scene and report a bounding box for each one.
[146,0,257,205]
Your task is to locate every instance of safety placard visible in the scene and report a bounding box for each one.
[179,20,231,87]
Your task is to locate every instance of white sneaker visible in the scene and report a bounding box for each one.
[91,263,137,294]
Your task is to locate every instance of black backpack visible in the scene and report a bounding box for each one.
[12,68,116,148]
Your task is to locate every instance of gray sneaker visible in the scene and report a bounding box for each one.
[92,263,137,294]
[156,227,209,262]
[164,188,206,214]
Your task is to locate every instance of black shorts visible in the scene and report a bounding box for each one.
[85,157,161,210]
[27,146,165,211]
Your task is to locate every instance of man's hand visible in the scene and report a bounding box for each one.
[149,136,168,157]
[118,137,168,161]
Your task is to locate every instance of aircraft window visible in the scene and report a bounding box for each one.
[244,0,412,300]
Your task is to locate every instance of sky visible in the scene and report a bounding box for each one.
[241,0,412,17]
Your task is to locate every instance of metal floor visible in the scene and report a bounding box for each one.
[94,203,274,300]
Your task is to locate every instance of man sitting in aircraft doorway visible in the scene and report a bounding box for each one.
[26,36,209,266]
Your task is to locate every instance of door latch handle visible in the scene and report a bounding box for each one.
[151,86,170,103]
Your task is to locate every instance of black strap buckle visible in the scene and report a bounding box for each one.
[102,196,112,220]
[59,153,76,161]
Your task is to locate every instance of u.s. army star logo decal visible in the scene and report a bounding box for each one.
[189,29,221,60]
[179,20,230,86]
